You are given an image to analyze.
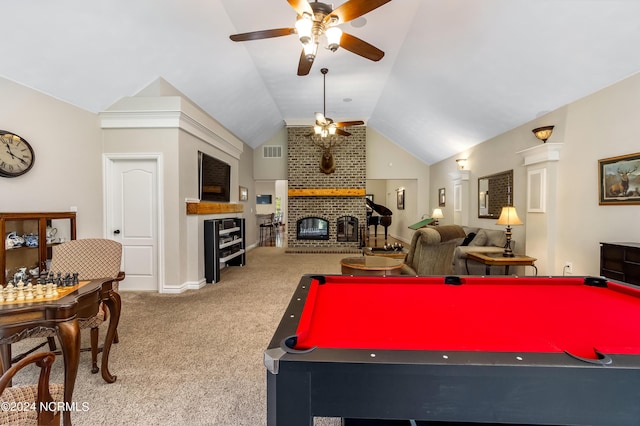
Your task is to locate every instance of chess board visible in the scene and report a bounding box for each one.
[0,280,91,305]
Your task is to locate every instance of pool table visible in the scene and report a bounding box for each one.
[265,274,640,426]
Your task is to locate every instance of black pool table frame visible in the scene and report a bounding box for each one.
[265,274,640,426]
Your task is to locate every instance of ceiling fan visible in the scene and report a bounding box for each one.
[311,67,364,138]
[229,0,391,76]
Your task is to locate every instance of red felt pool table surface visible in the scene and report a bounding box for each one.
[294,275,640,359]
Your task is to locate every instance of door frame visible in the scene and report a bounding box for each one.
[103,153,165,292]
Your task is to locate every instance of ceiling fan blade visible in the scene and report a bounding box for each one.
[325,0,391,24]
[334,120,365,128]
[287,0,313,16]
[336,128,352,137]
[230,28,295,42]
[340,32,385,61]
[297,49,313,76]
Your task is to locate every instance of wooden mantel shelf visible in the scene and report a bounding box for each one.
[186,202,244,215]
[288,188,366,197]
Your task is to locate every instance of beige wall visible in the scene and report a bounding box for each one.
[430,72,640,276]
[0,77,103,237]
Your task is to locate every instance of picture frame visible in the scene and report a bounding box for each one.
[598,152,640,205]
[239,186,248,202]
[438,188,446,207]
[397,189,405,210]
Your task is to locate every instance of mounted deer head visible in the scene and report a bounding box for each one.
[313,136,344,174]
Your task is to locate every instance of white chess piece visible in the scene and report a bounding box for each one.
[6,283,15,302]
[35,284,44,300]
[25,283,34,300]
[44,283,53,299]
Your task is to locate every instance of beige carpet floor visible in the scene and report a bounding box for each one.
[9,247,348,426]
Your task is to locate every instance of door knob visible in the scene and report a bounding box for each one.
[113,230,121,235]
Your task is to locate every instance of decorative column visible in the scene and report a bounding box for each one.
[449,170,470,226]
[516,143,563,275]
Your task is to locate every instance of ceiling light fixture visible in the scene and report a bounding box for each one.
[456,158,467,170]
[532,125,554,143]
[294,3,342,62]
[310,68,364,139]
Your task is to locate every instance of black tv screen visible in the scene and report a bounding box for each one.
[256,194,272,204]
[199,151,231,202]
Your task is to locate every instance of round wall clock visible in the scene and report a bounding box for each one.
[0,130,35,178]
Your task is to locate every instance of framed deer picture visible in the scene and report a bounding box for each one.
[598,152,640,205]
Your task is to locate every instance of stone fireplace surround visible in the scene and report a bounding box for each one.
[287,127,366,249]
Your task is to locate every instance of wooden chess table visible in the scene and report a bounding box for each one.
[0,278,121,426]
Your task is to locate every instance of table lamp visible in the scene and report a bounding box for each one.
[431,208,444,226]
[496,206,522,257]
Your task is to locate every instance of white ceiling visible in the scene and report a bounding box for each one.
[3,1,640,164]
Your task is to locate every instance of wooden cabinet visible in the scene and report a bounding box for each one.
[600,242,640,286]
[1,212,76,285]
[204,218,245,283]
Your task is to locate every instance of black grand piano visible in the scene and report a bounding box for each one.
[366,198,392,240]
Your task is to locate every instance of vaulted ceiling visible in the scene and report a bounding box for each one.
[3,1,640,164]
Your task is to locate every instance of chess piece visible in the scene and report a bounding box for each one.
[16,285,25,302]
[45,283,54,299]
[5,283,15,302]
[25,283,34,300]
[35,284,44,300]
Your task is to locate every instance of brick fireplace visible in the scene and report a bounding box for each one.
[287,127,366,248]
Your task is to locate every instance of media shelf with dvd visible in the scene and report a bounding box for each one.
[204,217,245,283]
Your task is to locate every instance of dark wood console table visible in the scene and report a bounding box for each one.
[0,278,121,425]
[601,242,640,286]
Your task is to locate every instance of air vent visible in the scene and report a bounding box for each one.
[263,145,282,158]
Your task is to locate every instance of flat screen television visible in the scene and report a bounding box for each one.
[256,194,272,204]
[199,151,231,202]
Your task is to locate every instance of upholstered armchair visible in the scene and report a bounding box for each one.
[49,239,124,374]
[401,225,466,276]
[0,352,63,425]
[20,239,124,376]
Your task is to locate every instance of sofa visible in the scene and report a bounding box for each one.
[452,226,514,275]
[401,225,466,276]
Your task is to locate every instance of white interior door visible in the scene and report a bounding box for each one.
[107,157,159,291]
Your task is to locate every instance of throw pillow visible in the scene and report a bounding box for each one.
[468,230,488,246]
[461,232,476,246]
[485,229,507,248]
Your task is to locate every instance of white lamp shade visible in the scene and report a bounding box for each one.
[496,206,523,226]
[431,208,444,219]
[325,26,342,50]
[295,15,313,44]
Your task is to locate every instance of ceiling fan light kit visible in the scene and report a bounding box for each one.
[229,0,391,75]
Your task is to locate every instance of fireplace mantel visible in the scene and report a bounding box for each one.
[288,188,366,197]
[186,201,243,215]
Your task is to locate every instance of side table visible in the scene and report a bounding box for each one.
[466,252,537,276]
[340,256,403,276]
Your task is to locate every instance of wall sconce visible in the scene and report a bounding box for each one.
[532,125,554,143]
[496,206,523,257]
[431,208,444,225]
[456,159,467,170]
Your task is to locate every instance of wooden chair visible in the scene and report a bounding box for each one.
[0,352,63,425]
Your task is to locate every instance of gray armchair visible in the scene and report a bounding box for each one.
[401,225,466,276]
